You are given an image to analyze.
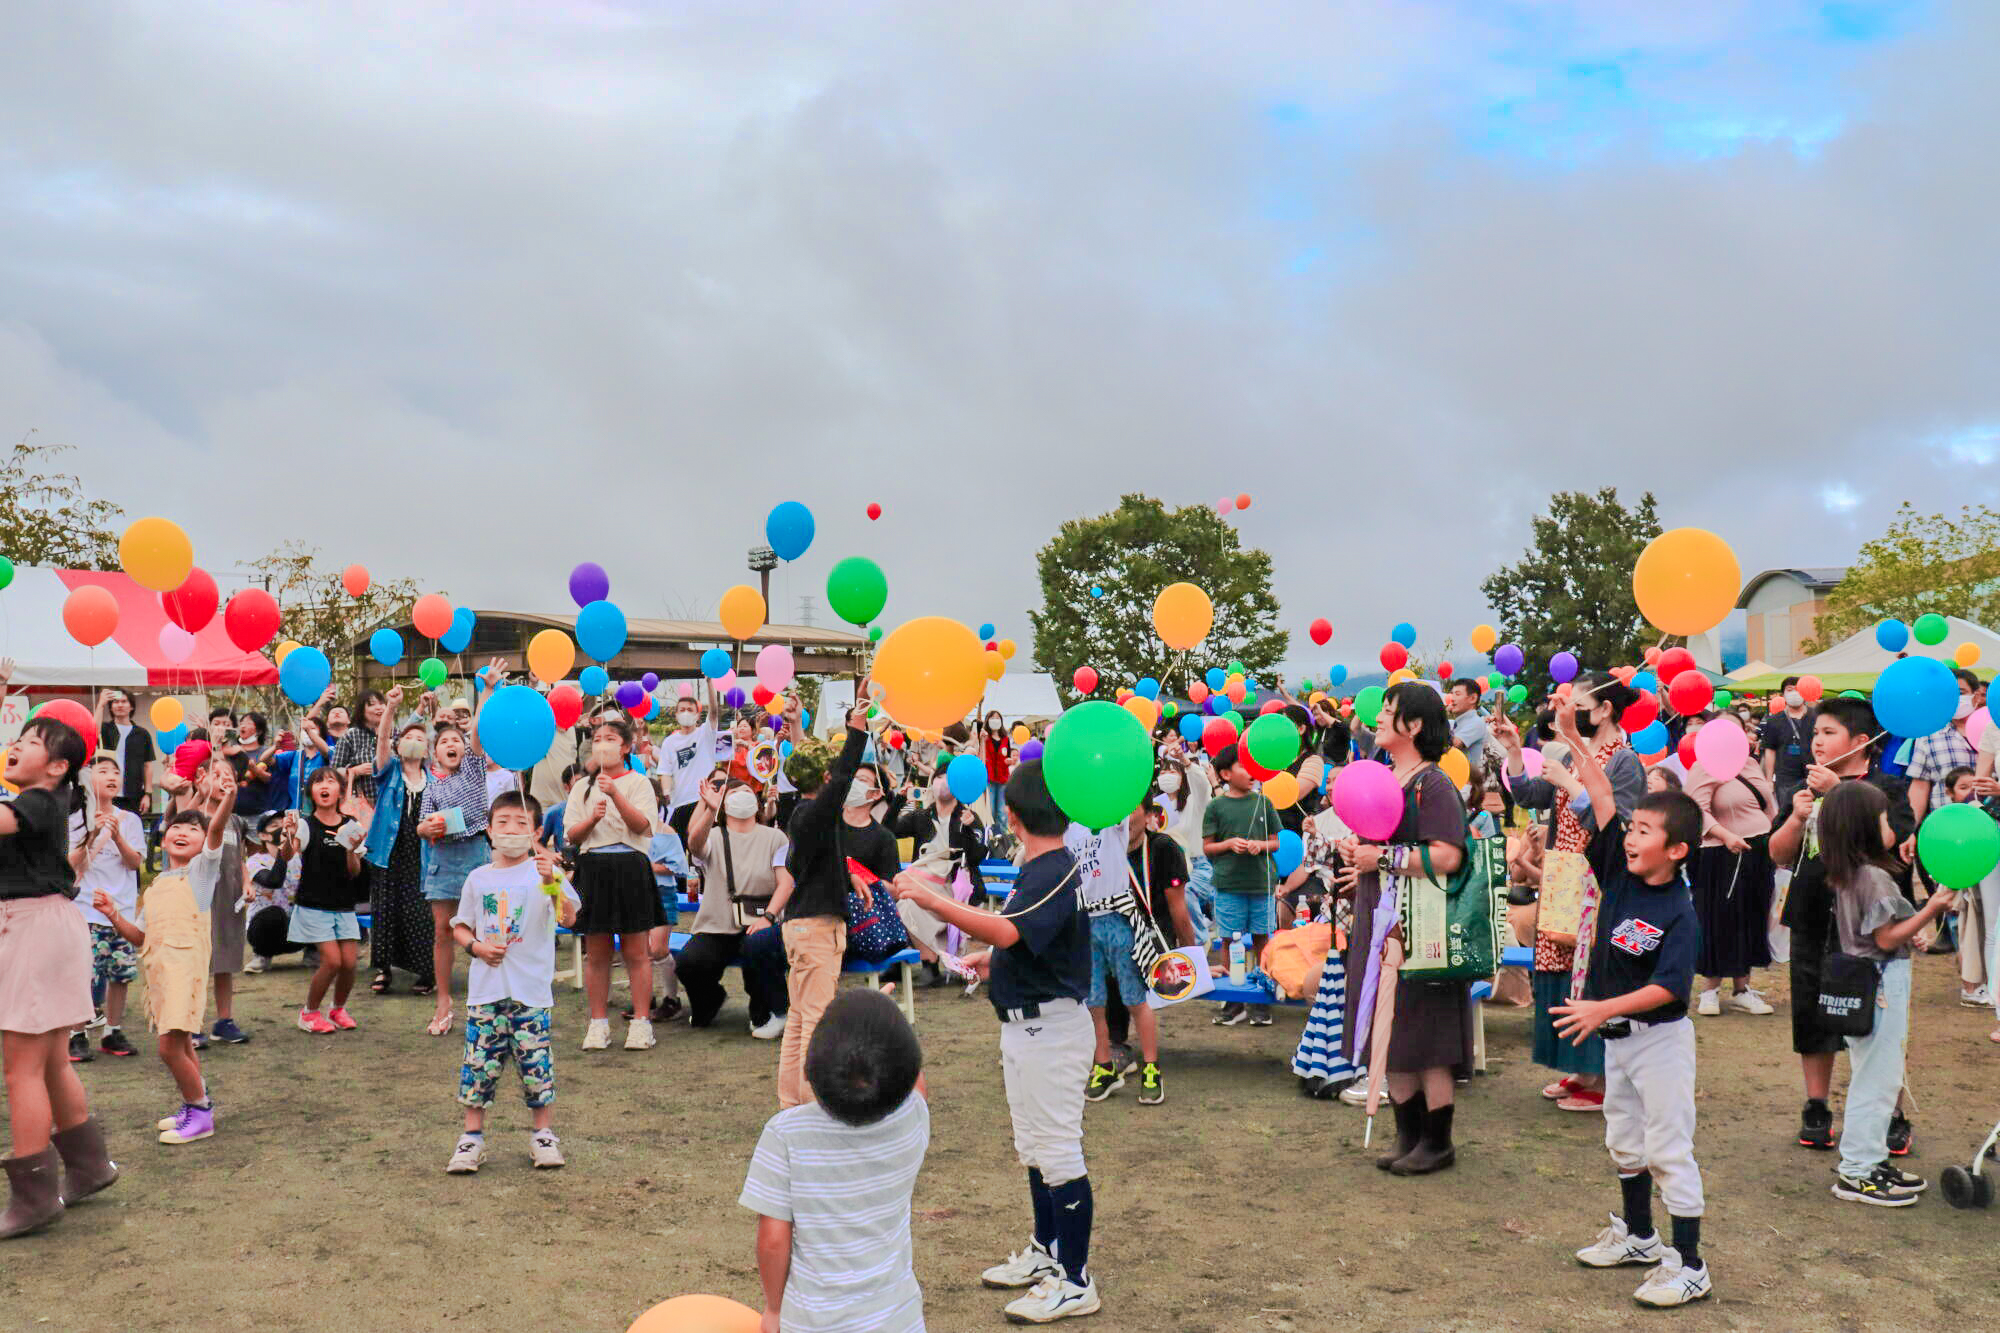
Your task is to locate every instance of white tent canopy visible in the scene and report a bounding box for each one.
[1731,616,2000,690]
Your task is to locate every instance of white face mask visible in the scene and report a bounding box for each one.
[1157,772,1182,794]
[677,710,698,728]
[592,740,622,768]
[397,736,427,760]
[1784,690,1805,709]
[1956,696,1975,721]
[723,790,758,820]
[845,784,878,808]
[490,831,534,858]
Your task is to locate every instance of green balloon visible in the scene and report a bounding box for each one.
[1917,802,2000,888]
[1507,683,1529,705]
[826,557,888,627]
[1487,672,1503,690]
[1226,659,1247,676]
[1162,701,1178,719]
[1043,700,1154,829]
[418,657,447,688]
[1914,612,1950,646]
[1245,711,1300,770]
[867,626,883,643]
[1355,685,1386,728]
[0,555,13,591]
[1713,689,1734,710]
[1222,710,1245,738]
[1300,678,1315,692]
[1839,689,1866,699]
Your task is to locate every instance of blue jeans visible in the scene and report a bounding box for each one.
[1185,855,1216,946]
[987,781,1007,829]
[1838,957,1911,1180]
[423,835,491,902]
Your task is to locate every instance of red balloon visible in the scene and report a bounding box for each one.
[866,502,882,521]
[412,594,453,640]
[1677,736,1697,769]
[1308,617,1332,646]
[1666,672,1714,717]
[1188,682,1209,704]
[62,585,120,647]
[1656,647,1696,684]
[1242,750,1279,781]
[1235,493,1252,510]
[1437,662,1454,681]
[1258,699,1285,715]
[341,563,370,598]
[1796,674,1824,703]
[1224,679,1247,705]
[1201,715,1239,757]
[885,729,906,750]
[34,699,98,761]
[985,641,998,652]
[549,684,583,730]
[223,588,281,653]
[1621,690,1660,734]
[1643,646,1661,666]
[1379,642,1408,672]
[1072,666,1099,694]
[752,684,774,707]
[160,567,219,633]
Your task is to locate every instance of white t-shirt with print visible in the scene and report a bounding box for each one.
[658,723,718,812]
[69,807,145,927]
[451,858,582,1009]
[1066,822,1127,918]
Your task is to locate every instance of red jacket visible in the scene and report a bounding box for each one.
[983,734,1012,784]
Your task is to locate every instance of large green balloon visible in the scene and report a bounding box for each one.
[1043,700,1153,830]
[1917,803,2000,888]
[826,557,888,627]
[1914,612,1950,646]
[418,656,447,688]
[0,555,13,591]
[1244,712,1300,770]
[1354,685,1386,728]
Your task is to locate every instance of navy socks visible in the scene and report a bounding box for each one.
[1620,1170,1654,1240]
[1671,1215,1702,1269]
[1048,1176,1093,1285]
[1027,1169,1055,1251]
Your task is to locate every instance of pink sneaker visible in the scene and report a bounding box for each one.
[297,1009,337,1035]
[328,1007,358,1031]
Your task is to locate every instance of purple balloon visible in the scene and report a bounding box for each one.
[724,687,747,709]
[615,680,643,708]
[1549,651,1579,685]
[641,672,659,692]
[766,715,785,732]
[1020,739,1045,763]
[568,561,610,609]
[1494,643,1525,677]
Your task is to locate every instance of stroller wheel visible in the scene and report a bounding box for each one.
[1977,1166,1997,1209]
[1942,1166,1976,1210]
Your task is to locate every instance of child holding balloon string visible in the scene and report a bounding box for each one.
[285,767,366,1034]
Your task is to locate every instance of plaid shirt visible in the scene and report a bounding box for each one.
[1905,725,1975,783]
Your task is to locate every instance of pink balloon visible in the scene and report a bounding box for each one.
[157,623,196,664]
[1332,760,1405,841]
[1968,706,1992,751]
[676,682,695,699]
[1692,717,1750,782]
[755,642,796,693]
[1216,497,1232,516]
[1500,745,1544,792]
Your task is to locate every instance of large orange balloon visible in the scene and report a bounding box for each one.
[872,617,987,732]
[412,594,453,639]
[626,1293,760,1333]
[526,628,576,684]
[1261,770,1300,809]
[1438,748,1471,789]
[1123,695,1160,731]
[719,584,766,642]
[1151,582,1213,651]
[62,584,120,647]
[1632,528,1741,636]
[118,517,194,592]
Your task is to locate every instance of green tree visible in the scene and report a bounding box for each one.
[1802,503,2000,654]
[250,541,426,704]
[1479,488,1662,693]
[0,433,123,568]
[1029,494,1287,705]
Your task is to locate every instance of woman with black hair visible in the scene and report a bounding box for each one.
[329,689,389,808]
[1683,710,1777,1017]
[232,711,277,816]
[94,689,156,817]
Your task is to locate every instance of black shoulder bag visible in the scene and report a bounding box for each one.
[1813,911,1879,1038]
[720,828,770,932]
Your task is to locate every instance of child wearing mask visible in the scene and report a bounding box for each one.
[565,716,661,1052]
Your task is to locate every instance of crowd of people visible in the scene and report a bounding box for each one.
[4,650,1998,1327]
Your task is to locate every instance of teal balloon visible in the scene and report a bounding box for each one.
[368,628,403,667]
[945,753,988,804]
[279,646,331,706]
[1872,655,1957,739]
[1917,803,2000,888]
[579,665,609,695]
[575,600,627,662]
[1244,712,1300,770]
[479,684,557,771]
[1043,700,1153,829]
[440,606,476,654]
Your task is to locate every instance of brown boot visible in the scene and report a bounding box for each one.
[52,1116,119,1203]
[1376,1092,1426,1170]
[1390,1102,1457,1176]
[0,1147,65,1239]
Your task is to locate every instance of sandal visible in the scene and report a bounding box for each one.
[411,982,436,997]
[426,1010,454,1037]
[371,971,391,994]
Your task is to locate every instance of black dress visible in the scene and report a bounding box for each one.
[371,784,434,983]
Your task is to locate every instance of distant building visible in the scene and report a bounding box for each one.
[1735,568,1847,668]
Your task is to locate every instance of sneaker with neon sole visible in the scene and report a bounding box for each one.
[297,1009,337,1035]
[1137,1063,1164,1105]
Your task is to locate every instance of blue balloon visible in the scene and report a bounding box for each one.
[1178,713,1204,742]
[157,723,187,752]
[279,646,332,707]
[1872,655,1959,739]
[575,600,627,662]
[1630,720,1669,754]
[1631,669,1658,696]
[1205,667,1227,691]
[579,665,609,695]
[946,753,988,804]
[1274,828,1304,878]
[1136,677,1160,700]
[977,623,995,641]
[779,740,794,758]
[368,628,403,668]
[1876,618,1911,652]
[440,606,476,654]
[1090,587,1104,599]
[1391,622,1417,648]
[700,648,732,680]
[800,710,810,731]
[479,684,557,771]
[1206,696,1229,715]
[765,501,815,562]
[1327,664,1348,687]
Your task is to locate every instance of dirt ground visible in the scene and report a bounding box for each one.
[4,952,1998,1333]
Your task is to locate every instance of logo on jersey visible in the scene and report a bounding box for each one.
[1609,917,1663,957]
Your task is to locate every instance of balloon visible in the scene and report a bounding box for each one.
[223,588,281,653]
[1200,715,1239,757]
[866,502,882,521]
[1955,642,1981,668]
[1332,761,1404,840]
[1677,735,1698,769]
[1549,651,1579,685]
[1245,712,1301,770]
[369,628,403,667]
[415,657,445,688]
[1656,647,1696,684]
[33,700,98,759]
[1135,677,1160,700]
[480,684,558,772]
[157,624,195,664]
[279,646,332,706]
[1354,685,1386,728]
[1224,677,1247,705]
[1875,618,1910,652]
[1017,739,1043,762]
[1216,499,1231,516]
[1201,667,1223,691]
[699,648,732,681]
[341,563,370,597]
[160,567,218,633]
[826,557,889,627]
[872,618,987,732]
[1796,675,1824,703]
[1872,655,1959,738]
[616,681,643,708]
[1501,745,1545,792]
[751,684,774,708]
[1666,672,1713,716]
[441,606,476,655]
[1630,720,1669,755]
[1308,618,1332,646]
[1122,696,1159,732]
[404,593,449,640]
[722,686,746,709]
[568,562,610,608]
[1632,528,1741,635]
[764,501,816,562]
[1643,647,1661,667]
[1072,666,1099,694]
[1041,701,1154,829]
[1008,724,1030,746]
[525,629,576,684]
[999,639,1017,661]
[1691,717,1749,780]
[977,623,996,641]
[150,697,184,730]
[1258,827,1300,880]
[1493,643,1524,677]
[640,672,659,692]
[945,753,988,804]
[1469,624,1496,654]
[549,683,583,730]
[1177,712,1203,742]
[1436,662,1454,682]
[0,556,12,590]
[62,585,119,647]
[1631,670,1659,696]
[1621,691,1660,734]
[1390,622,1416,648]
[715,584,765,643]
[1089,586,1105,599]
[755,643,796,693]
[1326,664,1347,687]
[1387,668,1416,686]
[274,640,300,664]
[1969,706,1991,751]
[580,665,609,695]
[983,650,1006,682]
[1259,772,1300,813]
[1438,748,1470,789]
[1917,803,2000,889]
[155,724,186,754]
[1232,492,1251,511]
[117,517,194,592]
[1714,689,1734,710]
[868,627,883,643]
[1379,643,1408,672]
[1506,683,1528,705]
[576,600,628,662]
[1151,583,1213,651]
[1914,613,1949,646]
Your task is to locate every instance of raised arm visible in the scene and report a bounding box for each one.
[1554,702,1615,833]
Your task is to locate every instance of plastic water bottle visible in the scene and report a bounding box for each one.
[1294,898,1312,928]
[1228,932,1247,985]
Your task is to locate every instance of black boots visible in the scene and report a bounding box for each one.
[52,1116,119,1203]
[1378,1093,1426,1170]
[1390,1103,1457,1176]
[0,1147,64,1239]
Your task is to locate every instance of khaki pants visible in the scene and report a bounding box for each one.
[777,916,847,1108]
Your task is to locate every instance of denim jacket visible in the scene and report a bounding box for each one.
[364,757,410,870]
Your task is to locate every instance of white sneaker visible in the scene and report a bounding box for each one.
[1961,985,1995,1009]
[529,1130,565,1169]
[624,1017,656,1050]
[1003,1273,1101,1323]
[1728,988,1774,1015]
[581,1018,611,1051]
[1339,1080,1371,1106]
[445,1135,486,1174]
[1632,1251,1712,1307]
[981,1240,1060,1290]
[1695,989,1721,1016]
[1574,1213,1665,1268]
[750,1013,788,1040]
[244,955,269,975]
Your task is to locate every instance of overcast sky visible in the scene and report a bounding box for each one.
[4,1,1995,678]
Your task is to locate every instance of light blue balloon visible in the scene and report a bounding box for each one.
[1391,622,1417,648]
[1178,713,1204,742]
[946,753,988,804]
[800,710,810,730]
[440,606,476,654]
[368,628,403,668]
[279,646,332,706]
[1872,655,1959,739]
[1205,667,1226,691]
[765,501,815,562]
[579,665,609,695]
[575,599,627,662]
[157,723,187,752]
[1274,828,1304,877]
[1327,664,1348,687]
[1631,669,1658,696]
[1875,618,1910,652]
[1090,586,1104,599]
[779,740,794,758]
[479,684,556,771]
[700,648,732,680]
[977,623,995,641]
[1136,677,1160,700]
[1630,720,1669,754]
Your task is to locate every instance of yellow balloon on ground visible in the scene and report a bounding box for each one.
[984,650,1006,681]
[525,628,576,684]
[1955,642,1981,667]
[1632,528,1741,636]
[1262,771,1300,809]
[1152,582,1214,651]
[719,584,766,642]
[118,516,194,592]
[1011,724,1031,745]
[1387,667,1416,685]
[150,697,184,730]
[1470,624,1497,654]
[871,617,988,732]
[998,638,1017,661]
[1438,748,1471,788]
[275,640,301,665]
[626,1293,761,1333]
[1123,696,1159,731]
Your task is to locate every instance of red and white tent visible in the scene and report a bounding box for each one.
[3,567,277,689]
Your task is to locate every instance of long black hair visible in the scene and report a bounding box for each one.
[1819,780,1897,888]
[21,716,89,816]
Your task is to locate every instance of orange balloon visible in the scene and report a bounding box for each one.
[719,584,766,642]
[998,638,1017,661]
[1438,748,1470,789]
[984,650,1006,681]
[1955,642,1982,668]
[1224,679,1247,705]
[62,584,120,647]
[526,628,576,684]
[412,593,453,639]
[118,516,194,592]
[1261,770,1299,809]
[872,618,987,732]
[1123,696,1160,731]
[1632,528,1741,636]
[274,639,301,665]
[626,1293,761,1333]
[1387,667,1416,685]
[341,564,370,597]
[1151,583,1213,651]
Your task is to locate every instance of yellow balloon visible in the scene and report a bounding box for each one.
[1011,724,1031,745]
[1123,696,1160,731]
[984,650,1006,681]
[872,617,988,732]
[998,638,1017,661]
[1309,691,1327,704]
[719,584,766,642]
[1469,624,1497,654]
[1632,527,1741,636]
[1387,667,1416,685]
[1262,770,1300,809]
[764,698,786,716]
[1438,748,1471,789]
[275,639,301,665]
[1955,642,1981,668]
[118,516,194,592]
[1152,582,1214,651]
[626,1293,762,1333]
[149,697,183,731]
[525,628,576,684]
[0,748,15,795]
